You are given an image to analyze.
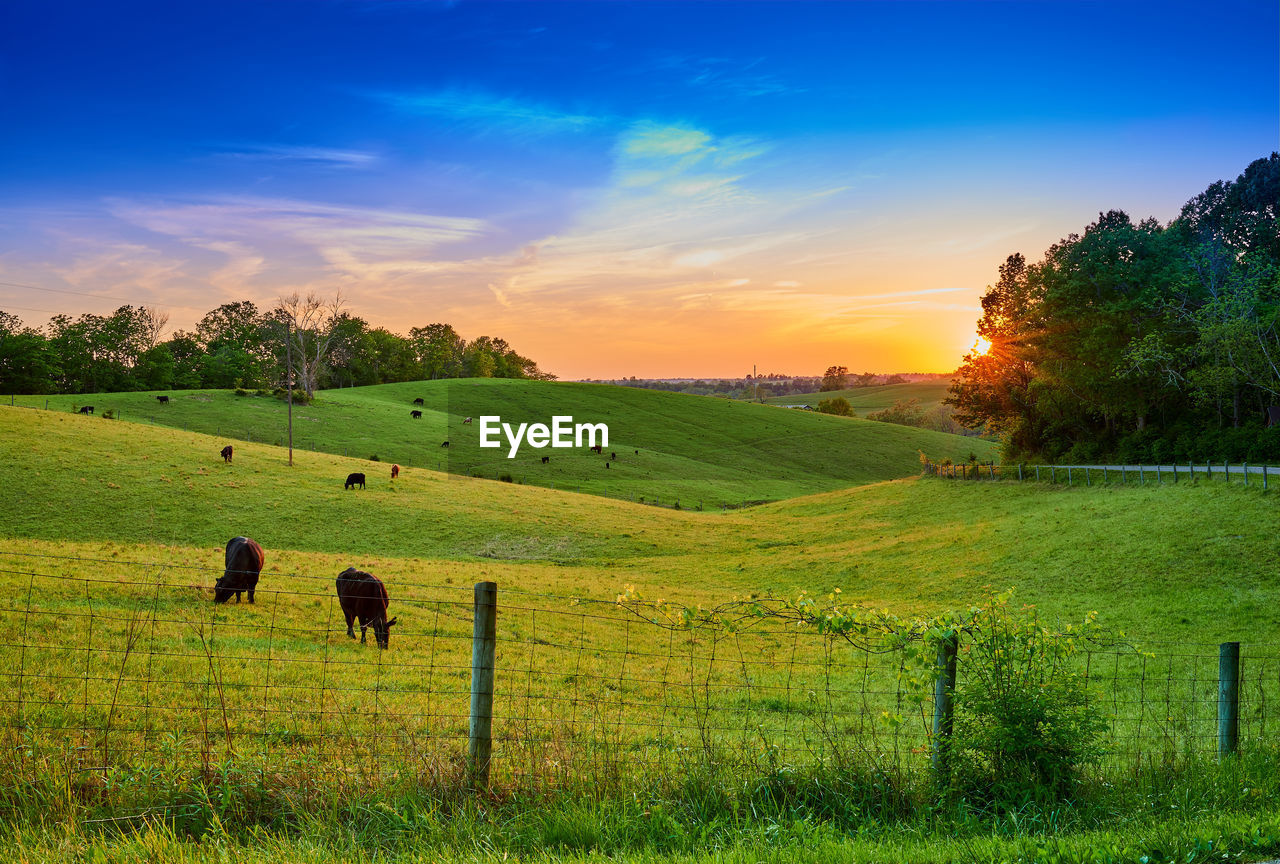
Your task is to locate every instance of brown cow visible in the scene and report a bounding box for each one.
[221,445,233,463]
[391,463,400,479]
[214,536,264,604]
[335,567,397,649]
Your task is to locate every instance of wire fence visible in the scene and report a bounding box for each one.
[924,459,1278,490]
[0,549,1275,793]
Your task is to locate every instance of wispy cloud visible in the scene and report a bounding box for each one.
[375,88,606,136]
[653,54,799,101]
[112,196,488,276]
[216,144,379,168]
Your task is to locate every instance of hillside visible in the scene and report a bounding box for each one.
[1,405,1276,641]
[12,380,994,506]
[765,380,953,414]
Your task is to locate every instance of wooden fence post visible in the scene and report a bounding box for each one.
[931,632,959,784]
[1219,641,1240,759]
[469,581,498,787]
[1139,464,1144,485]
[1243,462,1248,487]
[1068,467,1073,486]
[1264,465,1268,491]
[1085,468,1091,487]
[1018,463,1023,482]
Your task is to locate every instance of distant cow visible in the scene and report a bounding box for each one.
[611,452,616,460]
[78,406,94,415]
[463,416,472,424]
[634,450,639,455]
[541,456,550,464]
[391,464,400,480]
[335,567,397,649]
[220,445,233,463]
[156,395,169,404]
[214,536,264,604]
[413,397,424,405]
[590,444,602,454]
[441,441,449,448]
[605,462,610,469]
[410,410,423,419]
[345,472,366,490]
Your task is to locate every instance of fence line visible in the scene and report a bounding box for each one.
[0,549,1274,794]
[923,459,1276,491]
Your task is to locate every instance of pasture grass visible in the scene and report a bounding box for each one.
[10,378,994,505]
[764,381,953,415]
[2,406,1280,861]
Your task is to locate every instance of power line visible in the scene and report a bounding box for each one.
[0,280,212,314]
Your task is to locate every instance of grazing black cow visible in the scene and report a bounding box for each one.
[214,536,264,604]
[156,395,169,404]
[220,445,233,463]
[335,567,397,649]
[541,456,550,464]
[611,452,616,460]
[605,462,610,469]
[634,450,639,455]
[391,464,400,479]
[345,472,366,490]
[441,441,449,448]
[78,406,94,415]
[413,397,424,405]
[410,409,423,419]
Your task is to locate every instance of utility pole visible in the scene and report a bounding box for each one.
[286,319,294,467]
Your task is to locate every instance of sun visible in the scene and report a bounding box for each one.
[971,336,992,356]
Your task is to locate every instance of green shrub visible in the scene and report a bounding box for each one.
[234,388,250,397]
[816,397,854,417]
[949,594,1108,804]
[369,455,380,462]
[499,473,513,483]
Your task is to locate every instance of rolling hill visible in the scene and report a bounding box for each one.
[12,379,994,506]
[765,380,954,415]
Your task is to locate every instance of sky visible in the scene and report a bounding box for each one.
[1,1,1276,379]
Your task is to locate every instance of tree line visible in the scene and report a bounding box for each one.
[0,293,552,396]
[949,154,1280,463]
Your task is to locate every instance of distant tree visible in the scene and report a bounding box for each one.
[853,371,879,387]
[817,396,854,416]
[0,312,57,393]
[820,365,848,391]
[868,398,925,427]
[274,291,347,398]
[410,323,465,379]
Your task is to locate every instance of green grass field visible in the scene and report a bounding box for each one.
[10,379,993,506]
[764,380,954,415]
[1,404,1278,861]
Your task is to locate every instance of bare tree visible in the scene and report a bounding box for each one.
[141,306,170,349]
[274,291,347,398]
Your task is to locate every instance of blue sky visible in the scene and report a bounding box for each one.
[1,0,1276,377]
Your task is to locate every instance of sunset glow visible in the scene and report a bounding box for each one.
[972,336,993,357]
[0,1,1275,379]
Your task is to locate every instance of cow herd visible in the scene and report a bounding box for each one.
[213,535,396,649]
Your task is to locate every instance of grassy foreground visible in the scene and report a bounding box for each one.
[2,407,1279,862]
